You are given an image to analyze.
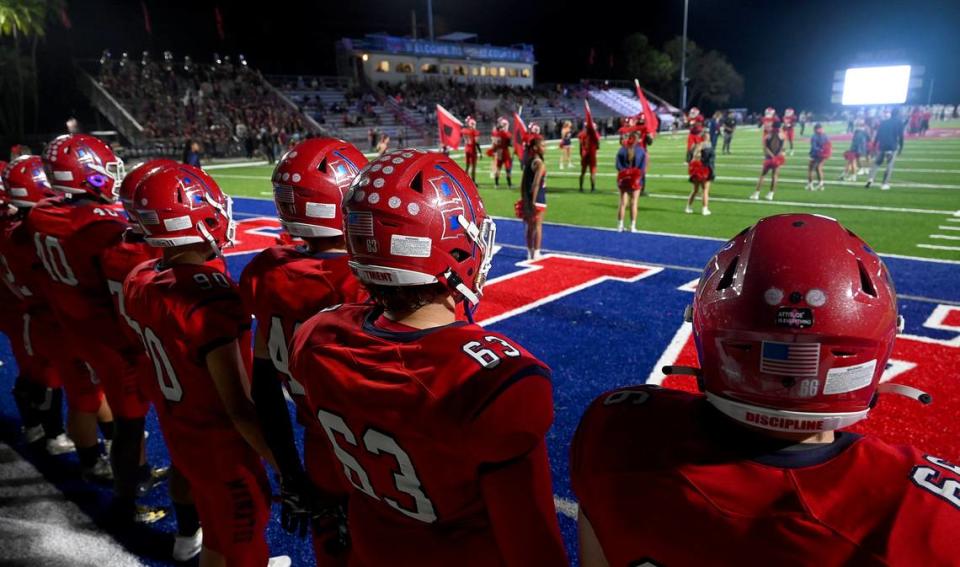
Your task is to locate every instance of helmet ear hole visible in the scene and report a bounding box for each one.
[450,248,469,262]
[410,172,423,193]
[857,260,877,297]
[715,256,739,291]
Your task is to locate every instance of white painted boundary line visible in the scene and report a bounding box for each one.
[930,234,960,240]
[938,225,960,231]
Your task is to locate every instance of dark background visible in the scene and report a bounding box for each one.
[30,0,960,133]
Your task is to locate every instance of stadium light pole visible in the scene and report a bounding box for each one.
[427,0,435,41]
[680,0,689,110]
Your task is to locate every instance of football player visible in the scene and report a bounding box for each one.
[289,151,568,566]
[0,157,73,453]
[686,107,705,150]
[782,108,797,155]
[28,135,155,502]
[103,159,202,559]
[578,120,600,192]
[461,116,481,182]
[572,214,960,565]
[123,164,288,567]
[239,138,367,564]
[761,106,779,134]
[493,117,513,188]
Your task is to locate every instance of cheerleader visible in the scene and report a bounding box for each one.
[615,132,646,232]
[558,120,573,169]
[685,134,715,216]
[807,123,831,191]
[461,116,481,182]
[515,136,547,259]
[751,121,786,201]
[842,117,869,181]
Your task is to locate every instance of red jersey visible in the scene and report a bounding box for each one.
[572,385,960,566]
[782,114,797,130]
[493,130,512,163]
[101,229,162,344]
[289,304,562,566]
[762,115,779,133]
[239,246,364,421]
[123,260,253,442]
[0,215,43,308]
[578,129,600,156]
[25,197,127,341]
[461,127,480,155]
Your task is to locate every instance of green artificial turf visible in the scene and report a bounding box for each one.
[209,120,960,261]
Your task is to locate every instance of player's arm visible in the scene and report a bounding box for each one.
[578,509,611,567]
[531,159,545,192]
[474,366,568,566]
[251,331,305,482]
[206,340,279,471]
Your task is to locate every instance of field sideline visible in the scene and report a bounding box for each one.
[209,120,960,261]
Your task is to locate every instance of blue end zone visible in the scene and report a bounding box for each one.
[0,196,957,565]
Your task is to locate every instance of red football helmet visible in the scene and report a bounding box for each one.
[686,214,910,433]
[466,116,477,128]
[497,117,509,130]
[272,138,367,238]
[688,107,701,119]
[42,134,125,202]
[785,108,795,117]
[2,155,54,208]
[527,122,542,135]
[343,150,495,306]
[0,160,7,198]
[765,107,776,118]
[119,159,178,230]
[132,164,234,252]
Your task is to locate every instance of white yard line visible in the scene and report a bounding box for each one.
[930,234,960,240]
[938,225,960,231]
[917,243,960,251]
[203,161,269,170]
[545,170,960,190]
[642,193,955,215]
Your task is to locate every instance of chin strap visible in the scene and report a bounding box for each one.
[878,383,932,404]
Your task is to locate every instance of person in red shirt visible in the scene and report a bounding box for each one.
[461,116,481,182]
[240,138,367,565]
[103,158,204,560]
[760,106,779,135]
[578,120,600,192]
[28,135,155,499]
[685,107,705,150]
[492,117,513,188]
[0,156,74,453]
[782,107,798,155]
[289,151,568,567]
[123,163,288,567]
[572,214,960,566]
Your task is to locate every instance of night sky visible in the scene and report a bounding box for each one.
[32,0,960,130]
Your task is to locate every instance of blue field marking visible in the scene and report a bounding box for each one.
[1,195,958,565]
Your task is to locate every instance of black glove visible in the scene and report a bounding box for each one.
[314,501,350,558]
[279,479,312,538]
